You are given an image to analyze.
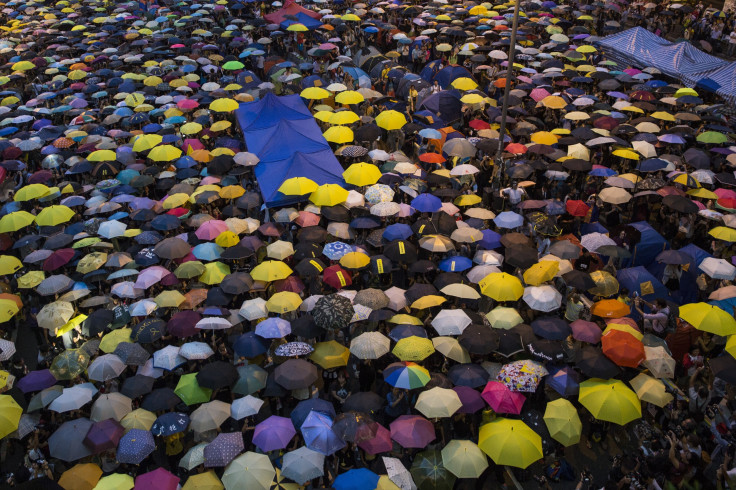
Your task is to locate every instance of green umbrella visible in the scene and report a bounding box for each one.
[50,348,90,380]
[175,373,212,405]
[696,131,729,144]
[410,450,456,490]
[222,61,245,71]
[233,364,268,395]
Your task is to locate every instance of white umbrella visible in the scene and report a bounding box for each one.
[383,456,416,490]
[523,286,563,312]
[98,219,127,239]
[179,342,215,360]
[466,265,500,283]
[90,393,131,422]
[580,232,616,252]
[153,345,186,371]
[281,447,325,485]
[231,395,265,420]
[699,257,736,280]
[190,400,231,433]
[179,443,207,470]
[239,298,268,321]
[129,299,158,316]
[384,286,407,311]
[0,338,16,361]
[88,354,126,382]
[350,332,390,359]
[195,317,232,330]
[49,385,96,413]
[431,310,472,336]
[473,249,504,266]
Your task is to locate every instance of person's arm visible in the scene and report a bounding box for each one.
[690,366,704,388]
[666,432,681,467]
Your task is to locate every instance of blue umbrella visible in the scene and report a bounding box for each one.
[439,256,472,272]
[418,128,442,139]
[588,167,617,177]
[545,200,566,215]
[300,411,345,456]
[389,324,428,341]
[291,398,337,428]
[116,429,155,464]
[333,468,380,490]
[637,158,669,172]
[383,223,413,241]
[323,241,353,260]
[151,412,190,436]
[192,243,223,261]
[493,211,524,229]
[546,365,581,396]
[255,317,291,338]
[203,432,244,467]
[233,332,269,358]
[411,193,442,213]
[478,229,502,249]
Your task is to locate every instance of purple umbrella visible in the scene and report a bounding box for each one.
[117,428,155,464]
[547,365,581,397]
[389,415,436,449]
[357,423,393,455]
[253,415,296,452]
[83,418,125,453]
[16,369,56,393]
[570,319,602,343]
[452,386,486,414]
[204,432,244,467]
[301,411,346,456]
[135,468,179,490]
[167,311,201,338]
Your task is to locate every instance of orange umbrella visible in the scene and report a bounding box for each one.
[493,78,507,88]
[590,299,630,318]
[601,329,644,368]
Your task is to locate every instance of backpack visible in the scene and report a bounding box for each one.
[664,302,679,335]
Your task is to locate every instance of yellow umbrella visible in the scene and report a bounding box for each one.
[209,98,239,112]
[343,162,382,186]
[480,272,523,301]
[323,126,354,144]
[175,261,205,279]
[0,255,21,276]
[310,340,350,369]
[99,328,132,353]
[687,188,718,200]
[541,95,566,109]
[77,252,107,274]
[148,144,182,162]
[710,226,736,242]
[15,183,51,202]
[266,291,302,314]
[675,87,698,97]
[120,408,156,431]
[200,262,230,285]
[132,134,163,152]
[478,418,543,469]
[215,231,239,248]
[486,306,524,329]
[576,45,597,53]
[530,131,559,145]
[94,473,134,490]
[210,120,232,132]
[612,148,640,160]
[0,210,34,232]
[432,337,471,363]
[58,463,102,490]
[11,60,35,71]
[35,204,74,226]
[286,23,308,32]
[56,313,87,337]
[603,323,643,341]
[310,184,349,206]
[523,261,559,286]
[300,87,331,99]
[162,193,189,209]
[629,373,673,407]
[251,260,293,282]
[543,399,582,446]
[679,302,736,336]
[181,122,203,135]
[87,150,116,162]
[329,111,359,125]
[341,13,361,21]
[454,194,482,206]
[182,471,224,490]
[124,93,145,107]
[589,270,619,297]
[0,395,22,439]
[578,378,641,425]
[278,177,318,195]
[335,90,364,105]
[155,290,186,308]
[392,335,435,361]
[389,314,423,326]
[340,252,370,270]
[410,295,446,309]
[441,440,488,479]
[459,93,485,105]
[450,77,478,90]
[18,271,44,289]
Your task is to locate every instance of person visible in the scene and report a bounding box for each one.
[385,387,409,420]
[500,182,526,209]
[564,293,586,322]
[633,297,671,334]
[329,371,353,406]
[407,84,417,113]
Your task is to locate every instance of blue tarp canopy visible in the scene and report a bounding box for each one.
[280,12,323,30]
[595,27,736,106]
[235,92,344,208]
[627,221,668,267]
[617,266,669,302]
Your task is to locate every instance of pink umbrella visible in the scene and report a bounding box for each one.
[389,415,435,448]
[716,188,736,200]
[319,43,337,50]
[530,88,551,102]
[135,468,179,490]
[134,265,171,289]
[481,381,526,414]
[570,319,602,343]
[195,220,228,240]
[177,99,198,110]
[605,317,640,330]
[358,424,392,454]
[183,138,205,152]
[295,211,320,227]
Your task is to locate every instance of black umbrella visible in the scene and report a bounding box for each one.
[274,359,318,390]
[295,257,327,277]
[197,361,239,390]
[504,245,538,269]
[577,346,621,379]
[312,294,354,330]
[113,342,150,366]
[343,392,384,413]
[531,316,572,340]
[120,375,155,398]
[562,270,596,291]
[383,239,418,263]
[142,388,182,411]
[220,272,254,294]
[290,314,321,338]
[709,355,736,384]
[131,318,166,343]
[447,363,489,388]
[656,249,693,265]
[528,339,566,362]
[495,331,525,357]
[662,194,699,214]
[458,324,499,355]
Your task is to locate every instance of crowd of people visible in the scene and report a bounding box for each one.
[0,0,735,489]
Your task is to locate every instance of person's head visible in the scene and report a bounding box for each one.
[571,293,580,303]
[337,371,346,384]
[654,298,667,310]
[690,345,701,357]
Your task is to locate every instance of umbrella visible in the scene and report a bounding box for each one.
[253,416,296,452]
[390,415,435,448]
[204,432,244,467]
[414,387,462,418]
[543,399,582,446]
[478,418,542,469]
[222,452,275,490]
[411,450,456,490]
[281,447,325,485]
[578,378,641,425]
[441,440,488,479]
[301,411,345,455]
[116,428,156,464]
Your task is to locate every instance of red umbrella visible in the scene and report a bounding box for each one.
[357,423,392,455]
[601,329,644,368]
[43,248,75,271]
[295,211,320,227]
[275,276,305,293]
[593,116,618,130]
[323,265,352,290]
[468,119,490,130]
[565,200,590,217]
[419,153,445,164]
[630,90,655,101]
[481,381,526,414]
[177,99,199,110]
[389,415,435,448]
[504,143,527,155]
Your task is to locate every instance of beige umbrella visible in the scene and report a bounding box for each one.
[432,337,471,363]
[441,440,488,479]
[90,393,132,422]
[326,222,354,240]
[418,235,455,253]
[37,301,74,330]
[629,373,673,407]
[450,228,484,243]
[440,283,480,300]
[121,408,156,431]
[350,332,390,359]
[567,143,590,160]
[190,400,231,433]
[599,187,632,204]
[222,451,275,490]
[266,241,295,260]
[415,387,462,418]
[642,345,676,378]
[464,208,495,220]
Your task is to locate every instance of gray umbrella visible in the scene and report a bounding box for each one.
[281,447,325,485]
[312,294,354,331]
[113,342,151,365]
[36,274,74,296]
[353,288,390,310]
[49,418,94,462]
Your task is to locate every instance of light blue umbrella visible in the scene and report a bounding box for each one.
[255,317,291,338]
[192,242,223,261]
[322,241,353,260]
[300,411,345,456]
[418,128,442,139]
[493,211,524,229]
[153,345,187,371]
